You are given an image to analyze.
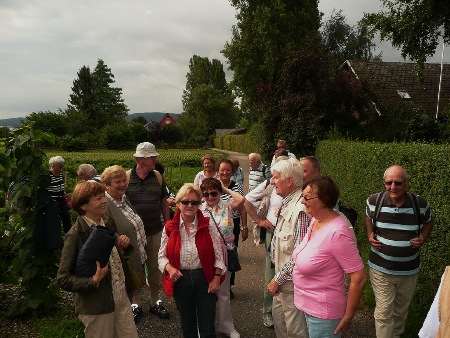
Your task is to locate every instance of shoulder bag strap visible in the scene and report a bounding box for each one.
[372,191,386,233]
[408,192,423,232]
[208,210,227,246]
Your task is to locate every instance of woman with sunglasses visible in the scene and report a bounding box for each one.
[158,183,226,337]
[194,155,219,187]
[200,178,244,338]
[292,176,367,338]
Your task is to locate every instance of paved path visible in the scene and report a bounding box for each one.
[136,149,376,337]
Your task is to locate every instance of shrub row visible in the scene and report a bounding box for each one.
[316,139,450,334]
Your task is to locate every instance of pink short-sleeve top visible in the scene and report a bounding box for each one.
[292,214,364,319]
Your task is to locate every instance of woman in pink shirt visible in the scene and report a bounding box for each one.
[292,176,367,338]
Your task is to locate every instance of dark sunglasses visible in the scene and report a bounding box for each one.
[384,180,405,186]
[203,191,219,198]
[180,200,201,206]
[300,194,318,202]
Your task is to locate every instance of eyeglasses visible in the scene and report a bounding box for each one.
[384,180,405,186]
[180,200,201,206]
[301,194,318,202]
[203,191,219,198]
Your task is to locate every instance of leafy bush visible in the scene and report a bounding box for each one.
[316,139,450,335]
[59,135,88,152]
[0,124,61,316]
[100,123,134,149]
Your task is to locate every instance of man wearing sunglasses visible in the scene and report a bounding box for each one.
[365,165,434,338]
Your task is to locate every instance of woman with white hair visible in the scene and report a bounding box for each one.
[48,155,71,233]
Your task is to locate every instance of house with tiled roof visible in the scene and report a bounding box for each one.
[343,60,450,119]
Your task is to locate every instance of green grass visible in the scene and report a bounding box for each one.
[36,317,85,338]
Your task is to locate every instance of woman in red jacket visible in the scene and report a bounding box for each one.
[158,183,226,337]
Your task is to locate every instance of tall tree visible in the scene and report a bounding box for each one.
[67,59,128,131]
[364,0,450,66]
[321,10,382,63]
[222,0,321,119]
[180,56,239,143]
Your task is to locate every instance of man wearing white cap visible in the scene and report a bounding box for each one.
[126,142,171,320]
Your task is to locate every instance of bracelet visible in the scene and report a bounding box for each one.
[240,226,248,230]
[214,273,221,277]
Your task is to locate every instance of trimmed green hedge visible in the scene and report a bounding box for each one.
[316,140,450,334]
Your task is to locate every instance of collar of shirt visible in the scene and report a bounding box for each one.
[280,188,301,211]
[179,213,198,232]
[105,191,125,207]
[82,215,106,228]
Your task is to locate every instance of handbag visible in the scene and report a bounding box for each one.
[226,245,241,273]
[209,211,241,273]
[121,257,146,290]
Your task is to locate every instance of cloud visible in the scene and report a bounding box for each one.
[0,0,237,118]
[0,0,446,120]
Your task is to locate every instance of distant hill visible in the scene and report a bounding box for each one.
[0,112,180,128]
[0,117,26,128]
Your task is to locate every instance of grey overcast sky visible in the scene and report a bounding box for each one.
[1,0,447,120]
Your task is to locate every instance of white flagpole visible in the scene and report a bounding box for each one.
[436,41,445,120]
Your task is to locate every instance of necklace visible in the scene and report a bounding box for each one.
[316,211,332,225]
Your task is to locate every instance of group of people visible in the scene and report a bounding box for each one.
[52,138,437,338]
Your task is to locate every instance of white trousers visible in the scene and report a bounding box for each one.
[218,271,237,334]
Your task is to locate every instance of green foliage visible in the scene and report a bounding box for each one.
[128,122,149,144]
[222,0,321,119]
[67,59,128,134]
[0,123,61,316]
[59,135,88,152]
[316,139,450,335]
[37,317,84,338]
[161,124,182,144]
[363,0,450,67]
[180,55,239,144]
[402,108,440,142]
[100,122,134,149]
[26,111,68,137]
[131,116,148,125]
[321,10,382,63]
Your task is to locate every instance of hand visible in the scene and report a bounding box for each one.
[166,264,183,282]
[117,235,131,248]
[258,219,274,231]
[241,228,248,241]
[368,232,382,250]
[410,232,426,248]
[334,315,352,337]
[267,278,280,296]
[92,261,109,284]
[208,275,220,293]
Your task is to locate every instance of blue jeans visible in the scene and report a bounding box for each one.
[304,313,342,338]
[174,268,217,338]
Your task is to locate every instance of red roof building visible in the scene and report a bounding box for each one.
[159,113,177,127]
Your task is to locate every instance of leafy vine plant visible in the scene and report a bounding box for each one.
[0,122,62,316]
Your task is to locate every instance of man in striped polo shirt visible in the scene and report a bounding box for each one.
[365,165,434,338]
[248,153,271,192]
